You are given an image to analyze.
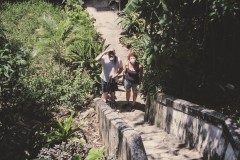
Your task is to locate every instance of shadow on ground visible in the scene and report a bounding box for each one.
[109,100,145,113]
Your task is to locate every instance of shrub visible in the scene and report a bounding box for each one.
[0,26,28,103]
[0,0,105,159]
[120,0,240,109]
[1,0,104,109]
[18,63,95,112]
[40,111,85,146]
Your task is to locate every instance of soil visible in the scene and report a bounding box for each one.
[0,102,102,160]
[76,104,103,148]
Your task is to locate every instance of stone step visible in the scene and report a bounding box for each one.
[120,111,203,159]
[85,0,203,159]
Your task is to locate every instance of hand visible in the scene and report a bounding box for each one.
[105,48,115,54]
[111,73,118,79]
[136,85,141,93]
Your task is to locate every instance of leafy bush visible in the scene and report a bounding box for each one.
[0,26,28,103]
[118,12,145,36]
[0,0,64,51]
[120,0,240,110]
[0,0,65,105]
[85,147,105,160]
[1,1,108,159]
[41,111,84,146]
[1,0,105,109]
[18,64,95,112]
[33,0,108,94]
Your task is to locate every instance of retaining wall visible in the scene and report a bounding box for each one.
[94,98,147,160]
[145,93,240,160]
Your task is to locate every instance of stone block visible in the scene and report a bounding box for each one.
[145,93,240,160]
[94,98,147,160]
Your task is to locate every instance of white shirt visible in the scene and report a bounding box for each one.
[100,55,123,82]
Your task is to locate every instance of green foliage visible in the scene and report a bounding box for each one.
[58,69,95,107]
[0,0,106,159]
[0,0,64,51]
[209,0,239,21]
[34,14,71,63]
[0,0,65,103]
[0,27,28,101]
[120,0,240,106]
[42,111,84,146]
[0,26,7,47]
[19,64,95,111]
[33,0,107,94]
[238,118,240,126]
[118,12,145,36]
[85,147,105,160]
[63,0,108,84]
[1,0,105,108]
[73,147,105,160]
[122,0,141,14]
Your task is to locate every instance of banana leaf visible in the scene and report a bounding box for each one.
[123,0,141,14]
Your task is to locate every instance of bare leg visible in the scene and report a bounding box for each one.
[102,92,108,102]
[126,88,131,104]
[132,88,138,106]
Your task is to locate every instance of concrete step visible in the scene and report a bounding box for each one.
[85,0,203,159]
[120,110,203,159]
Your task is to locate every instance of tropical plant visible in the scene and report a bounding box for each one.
[122,0,141,14]
[34,15,70,64]
[0,1,105,159]
[34,0,108,92]
[42,111,84,146]
[0,0,64,51]
[120,0,240,105]
[85,147,105,160]
[118,12,145,36]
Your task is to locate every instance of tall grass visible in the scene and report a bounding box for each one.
[0,0,65,51]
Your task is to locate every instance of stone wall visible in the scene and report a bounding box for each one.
[145,93,240,160]
[94,98,147,160]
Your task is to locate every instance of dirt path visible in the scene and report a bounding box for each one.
[85,0,145,107]
[85,1,203,159]
[85,0,129,64]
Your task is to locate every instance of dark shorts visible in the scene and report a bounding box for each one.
[124,79,138,90]
[101,79,118,93]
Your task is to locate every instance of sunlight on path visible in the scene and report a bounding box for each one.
[85,0,203,159]
[85,0,129,65]
[85,0,144,105]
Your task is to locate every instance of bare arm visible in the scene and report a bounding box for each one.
[112,59,124,78]
[95,50,108,62]
[95,48,115,61]
[122,63,128,76]
[118,67,123,75]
